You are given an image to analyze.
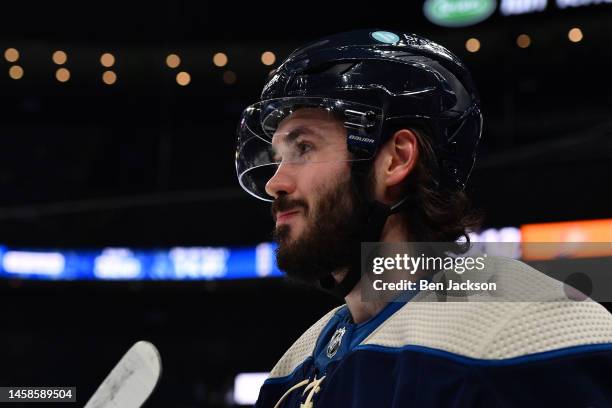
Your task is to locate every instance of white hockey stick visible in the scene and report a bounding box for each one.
[84,340,162,408]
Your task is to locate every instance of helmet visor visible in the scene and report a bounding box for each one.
[236,97,383,201]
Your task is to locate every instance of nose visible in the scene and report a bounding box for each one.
[265,163,297,199]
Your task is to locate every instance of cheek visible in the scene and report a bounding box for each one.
[300,162,351,216]
[300,162,350,193]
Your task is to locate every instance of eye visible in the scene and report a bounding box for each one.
[297,141,313,155]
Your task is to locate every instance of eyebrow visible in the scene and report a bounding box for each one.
[282,126,321,143]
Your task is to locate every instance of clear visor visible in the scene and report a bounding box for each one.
[236,97,383,201]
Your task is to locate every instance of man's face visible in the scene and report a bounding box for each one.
[265,108,370,284]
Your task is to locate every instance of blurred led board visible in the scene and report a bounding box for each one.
[0,243,282,281]
[521,219,612,260]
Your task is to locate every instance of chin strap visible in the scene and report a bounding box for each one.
[318,197,409,298]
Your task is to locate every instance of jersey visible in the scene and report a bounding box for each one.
[255,256,612,407]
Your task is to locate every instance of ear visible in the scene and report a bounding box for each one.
[374,129,419,194]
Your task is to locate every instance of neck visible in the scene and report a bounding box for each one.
[334,213,411,324]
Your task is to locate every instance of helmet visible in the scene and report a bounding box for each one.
[236,29,483,201]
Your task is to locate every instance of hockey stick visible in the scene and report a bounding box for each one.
[84,340,162,408]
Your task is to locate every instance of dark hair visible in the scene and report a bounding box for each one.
[399,125,482,248]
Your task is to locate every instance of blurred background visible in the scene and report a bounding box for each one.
[1,1,611,406]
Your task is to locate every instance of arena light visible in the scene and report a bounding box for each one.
[469,227,522,243]
[8,65,24,80]
[423,0,496,27]
[465,38,481,53]
[261,51,276,66]
[465,227,522,259]
[3,251,65,276]
[56,67,70,82]
[223,70,236,84]
[169,247,229,279]
[521,219,612,260]
[516,34,531,48]
[568,27,583,43]
[166,53,180,68]
[94,249,142,280]
[522,219,612,243]
[52,50,67,65]
[100,52,115,67]
[213,52,228,67]
[102,70,117,85]
[176,71,191,86]
[557,0,612,8]
[4,48,19,62]
[233,373,269,405]
[500,0,546,15]
[255,243,274,277]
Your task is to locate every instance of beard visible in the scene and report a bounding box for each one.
[271,173,371,285]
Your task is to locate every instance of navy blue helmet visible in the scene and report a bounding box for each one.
[236,29,483,201]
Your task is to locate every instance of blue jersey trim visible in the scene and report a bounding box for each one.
[311,281,429,373]
[353,342,612,366]
[312,296,414,372]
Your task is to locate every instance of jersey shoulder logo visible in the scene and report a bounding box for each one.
[326,327,347,358]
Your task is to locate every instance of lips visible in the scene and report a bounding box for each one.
[276,209,300,224]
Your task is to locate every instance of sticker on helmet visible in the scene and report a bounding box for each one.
[370,31,400,44]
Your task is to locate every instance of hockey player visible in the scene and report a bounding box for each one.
[235,30,612,407]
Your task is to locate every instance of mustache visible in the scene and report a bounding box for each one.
[271,196,308,220]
